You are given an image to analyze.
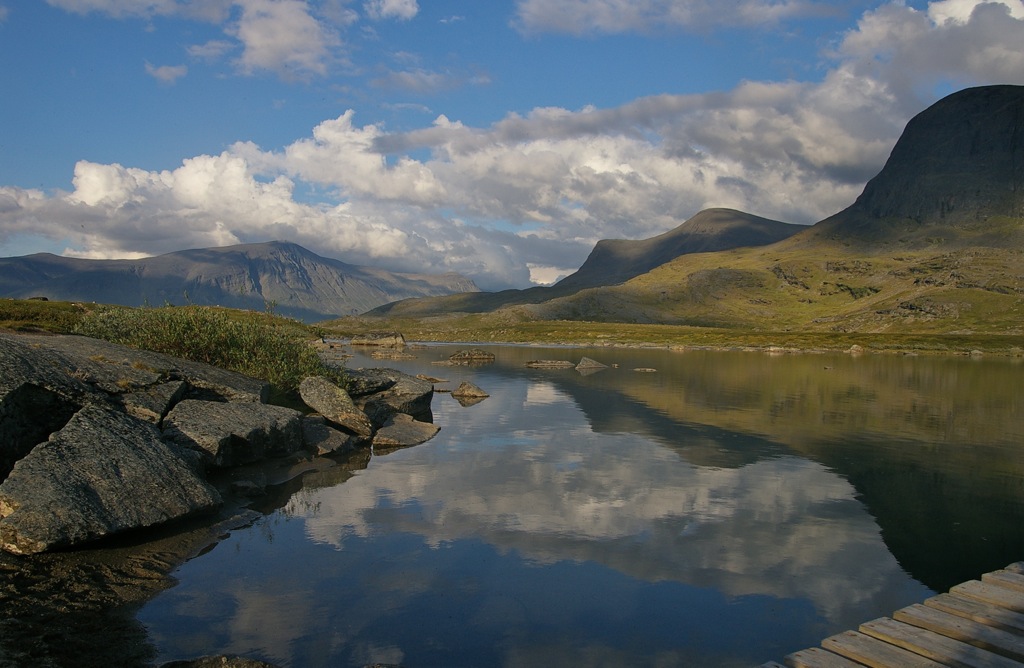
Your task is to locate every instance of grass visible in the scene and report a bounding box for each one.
[71,303,341,392]
[323,313,1024,357]
[0,299,342,392]
[0,298,95,333]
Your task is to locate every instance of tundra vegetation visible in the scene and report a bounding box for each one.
[0,299,342,394]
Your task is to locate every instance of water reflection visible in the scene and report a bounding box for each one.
[133,346,1024,666]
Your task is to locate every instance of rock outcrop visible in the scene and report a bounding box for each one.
[0,406,221,555]
[0,332,439,554]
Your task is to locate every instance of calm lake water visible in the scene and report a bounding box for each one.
[137,345,1024,667]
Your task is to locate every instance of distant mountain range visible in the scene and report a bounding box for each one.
[0,241,478,322]
[368,85,1024,335]
[5,85,1022,334]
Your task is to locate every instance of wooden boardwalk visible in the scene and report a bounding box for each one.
[760,562,1024,668]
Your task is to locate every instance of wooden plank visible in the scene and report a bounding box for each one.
[1003,562,1024,575]
[821,628,946,668]
[784,646,865,668]
[953,580,1024,613]
[926,592,1024,635]
[860,616,1022,668]
[894,603,1024,661]
[983,570,1024,595]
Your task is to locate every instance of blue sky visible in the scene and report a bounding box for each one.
[2,0,1023,289]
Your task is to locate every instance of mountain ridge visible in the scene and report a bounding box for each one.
[0,241,478,322]
[363,85,1024,335]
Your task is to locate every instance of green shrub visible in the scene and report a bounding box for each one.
[74,305,342,391]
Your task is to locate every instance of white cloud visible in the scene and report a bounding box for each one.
[229,0,343,80]
[144,61,188,84]
[363,0,418,21]
[928,0,1024,23]
[186,39,235,61]
[45,0,233,21]
[8,1,1024,289]
[513,0,839,34]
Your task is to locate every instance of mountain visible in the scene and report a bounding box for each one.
[369,208,803,317]
[365,85,1024,335]
[0,241,478,322]
[805,84,1024,248]
[554,208,802,291]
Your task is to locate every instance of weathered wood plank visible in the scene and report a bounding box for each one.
[784,646,864,668]
[821,628,946,668]
[1004,562,1024,575]
[895,602,1024,661]
[861,616,1022,668]
[926,592,1024,635]
[983,571,1024,595]
[953,580,1024,613]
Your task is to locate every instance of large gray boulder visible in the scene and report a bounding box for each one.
[301,415,356,456]
[351,369,434,427]
[0,336,98,481]
[162,400,305,468]
[0,405,221,555]
[299,376,374,438]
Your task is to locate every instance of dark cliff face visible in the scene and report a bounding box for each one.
[810,85,1024,246]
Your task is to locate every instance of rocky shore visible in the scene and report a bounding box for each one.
[0,331,446,665]
[0,331,439,555]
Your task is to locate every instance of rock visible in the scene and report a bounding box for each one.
[353,370,434,427]
[301,415,357,456]
[12,334,271,403]
[526,360,575,368]
[345,367,399,397]
[351,331,406,348]
[451,381,489,398]
[0,406,221,555]
[299,376,374,438]
[576,356,608,370]
[0,335,98,481]
[448,348,495,364]
[162,400,305,468]
[117,379,187,423]
[372,413,440,450]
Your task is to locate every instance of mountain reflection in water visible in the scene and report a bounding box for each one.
[137,346,1024,667]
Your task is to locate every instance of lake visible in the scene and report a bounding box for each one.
[136,344,1024,667]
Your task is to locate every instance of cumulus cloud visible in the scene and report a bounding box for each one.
[8,0,1024,289]
[513,0,840,34]
[45,0,233,21]
[229,0,343,80]
[186,39,235,61]
[363,0,418,21]
[144,61,188,84]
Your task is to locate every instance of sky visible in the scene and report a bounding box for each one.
[1,0,1023,290]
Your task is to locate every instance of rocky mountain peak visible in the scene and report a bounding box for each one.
[812,85,1024,246]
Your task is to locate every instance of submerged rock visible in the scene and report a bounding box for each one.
[576,356,608,371]
[351,331,406,348]
[0,406,221,555]
[448,348,495,364]
[372,413,440,450]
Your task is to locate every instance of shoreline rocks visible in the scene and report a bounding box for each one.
[0,332,440,555]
